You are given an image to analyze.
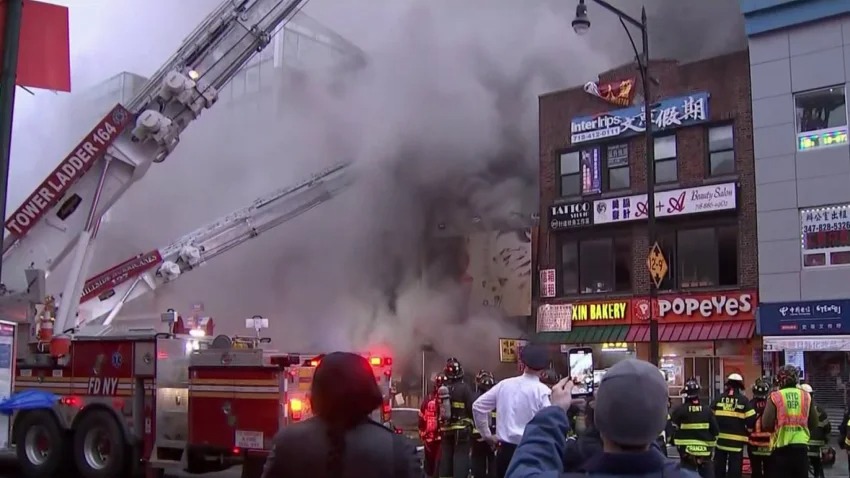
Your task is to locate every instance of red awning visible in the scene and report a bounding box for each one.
[625,321,755,342]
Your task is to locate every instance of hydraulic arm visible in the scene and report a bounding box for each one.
[75,162,351,329]
[0,0,311,333]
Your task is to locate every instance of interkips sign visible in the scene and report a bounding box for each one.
[571,300,630,323]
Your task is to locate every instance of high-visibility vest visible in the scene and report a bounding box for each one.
[770,388,811,449]
[748,417,772,456]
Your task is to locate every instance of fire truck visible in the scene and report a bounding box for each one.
[0,1,391,478]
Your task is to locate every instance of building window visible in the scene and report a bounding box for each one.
[801,204,850,268]
[708,124,735,176]
[654,135,678,183]
[606,143,630,190]
[560,151,581,196]
[795,86,848,151]
[657,226,738,289]
[560,235,632,295]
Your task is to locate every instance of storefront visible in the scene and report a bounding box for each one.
[759,299,850,411]
[536,290,759,401]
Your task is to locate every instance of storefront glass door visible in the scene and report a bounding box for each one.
[683,357,723,401]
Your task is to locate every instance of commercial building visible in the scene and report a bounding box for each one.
[741,0,850,414]
[535,51,759,399]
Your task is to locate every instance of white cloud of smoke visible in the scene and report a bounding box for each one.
[6,0,746,371]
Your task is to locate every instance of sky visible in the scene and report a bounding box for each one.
[5,0,747,367]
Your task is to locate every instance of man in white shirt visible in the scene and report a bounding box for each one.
[472,343,552,478]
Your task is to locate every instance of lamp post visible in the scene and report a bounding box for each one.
[572,0,659,366]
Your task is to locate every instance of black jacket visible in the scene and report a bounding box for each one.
[260,416,420,478]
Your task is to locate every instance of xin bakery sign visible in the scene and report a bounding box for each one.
[570,299,631,326]
[594,182,737,225]
[570,92,710,144]
[631,291,756,324]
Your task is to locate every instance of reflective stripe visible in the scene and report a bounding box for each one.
[770,388,811,449]
[717,444,744,452]
[718,432,749,442]
[680,423,710,430]
[451,401,465,408]
[714,409,754,419]
[674,439,716,447]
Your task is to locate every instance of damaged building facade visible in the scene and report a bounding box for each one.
[741,0,850,416]
[535,51,759,399]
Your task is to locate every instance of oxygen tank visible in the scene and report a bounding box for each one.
[438,384,451,422]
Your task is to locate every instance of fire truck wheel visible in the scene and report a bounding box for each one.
[14,410,68,478]
[72,409,129,478]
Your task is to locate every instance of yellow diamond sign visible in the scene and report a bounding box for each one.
[646,241,668,289]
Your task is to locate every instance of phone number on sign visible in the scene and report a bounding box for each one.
[694,200,730,211]
[802,222,850,234]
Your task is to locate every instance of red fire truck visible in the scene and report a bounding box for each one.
[0,1,372,477]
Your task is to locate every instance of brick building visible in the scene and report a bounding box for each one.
[535,50,760,397]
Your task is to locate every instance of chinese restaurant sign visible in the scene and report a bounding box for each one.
[570,92,710,144]
[550,201,592,230]
[758,300,850,336]
[632,291,756,324]
[800,204,850,268]
[593,182,736,225]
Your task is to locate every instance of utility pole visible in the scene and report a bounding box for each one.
[0,0,23,282]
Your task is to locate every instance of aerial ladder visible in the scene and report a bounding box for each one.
[0,0,312,342]
[73,161,351,332]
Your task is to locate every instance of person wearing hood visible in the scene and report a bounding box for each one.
[710,373,755,478]
[260,352,420,478]
[506,358,699,478]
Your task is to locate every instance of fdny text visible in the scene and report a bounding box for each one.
[87,377,119,396]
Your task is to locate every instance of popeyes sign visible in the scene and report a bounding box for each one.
[631,291,757,324]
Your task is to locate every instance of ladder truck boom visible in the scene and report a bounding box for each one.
[76,162,352,329]
[0,0,310,333]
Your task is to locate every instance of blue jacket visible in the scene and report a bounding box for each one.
[506,406,699,478]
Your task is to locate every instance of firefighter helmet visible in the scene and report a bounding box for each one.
[683,378,701,398]
[475,370,495,391]
[444,358,464,380]
[776,364,799,388]
[433,373,447,390]
[800,383,813,394]
[752,377,770,398]
[726,373,744,390]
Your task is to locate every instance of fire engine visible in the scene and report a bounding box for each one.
[0,1,390,478]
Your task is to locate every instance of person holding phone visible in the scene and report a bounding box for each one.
[472,343,552,478]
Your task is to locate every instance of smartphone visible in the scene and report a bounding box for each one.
[568,347,594,396]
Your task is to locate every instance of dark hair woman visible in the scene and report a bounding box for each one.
[260,352,420,478]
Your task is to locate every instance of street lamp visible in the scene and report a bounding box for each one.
[571,0,660,366]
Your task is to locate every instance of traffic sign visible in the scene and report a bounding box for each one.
[646,241,668,288]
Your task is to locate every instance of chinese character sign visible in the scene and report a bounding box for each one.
[800,204,850,268]
[539,269,557,298]
[570,92,711,144]
[759,300,850,336]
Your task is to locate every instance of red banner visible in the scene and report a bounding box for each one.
[583,78,637,107]
[631,290,757,324]
[0,0,71,92]
[81,250,162,303]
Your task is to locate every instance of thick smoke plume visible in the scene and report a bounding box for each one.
[7,0,745,371]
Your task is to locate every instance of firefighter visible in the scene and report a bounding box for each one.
[711,373,756,478]
[800,384,830,478]
[671,377,719,478]
[437,357,476,478]
[420,373,446,478]
[761,364,818,478]
[471,370,497,478]
[747,378,771,478]
[841,407,850,477]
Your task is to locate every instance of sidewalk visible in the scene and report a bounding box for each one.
[828,450,848,478]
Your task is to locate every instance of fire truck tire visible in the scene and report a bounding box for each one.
[14,410,69,478]
[72,409,129,478]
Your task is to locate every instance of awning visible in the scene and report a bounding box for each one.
[626,321,755,342]
[537,325,630,344]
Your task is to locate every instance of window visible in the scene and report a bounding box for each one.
[708,125,735,176]
[654,135,678,183]
[606,143,630,190]
[656,226,738,289]
[560,236,632,295]
[795,86,848,151]
[801,205,850,268]
[559,151,581,196]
